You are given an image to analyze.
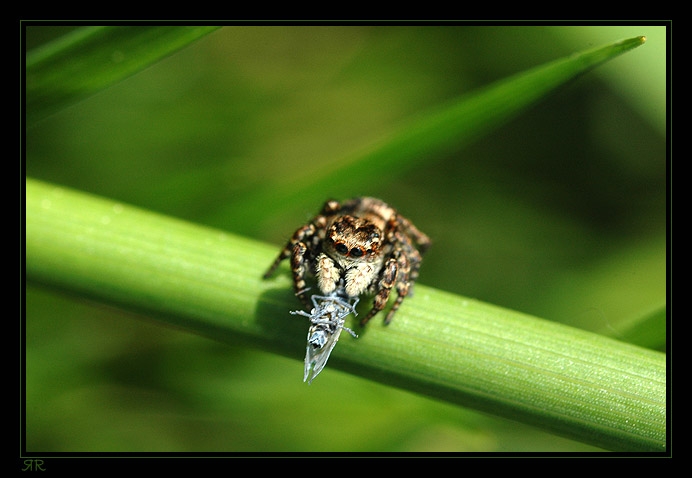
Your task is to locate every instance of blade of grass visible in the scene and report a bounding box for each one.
[25,177,666,451]
[213,36,648,233]
[25,25,220,125]
[615,306,667,351]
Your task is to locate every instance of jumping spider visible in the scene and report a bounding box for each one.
[264,197,431,326]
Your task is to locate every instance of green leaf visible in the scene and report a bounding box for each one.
[25,177,666,451]
[213,36,648,233]
[25,26,220,125]
[617,306,667,351]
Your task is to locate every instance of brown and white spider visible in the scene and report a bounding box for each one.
[263,197,431,326]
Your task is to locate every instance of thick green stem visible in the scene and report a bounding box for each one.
[25,178,666,451]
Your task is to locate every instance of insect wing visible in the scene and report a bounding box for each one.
[304,323,344,384]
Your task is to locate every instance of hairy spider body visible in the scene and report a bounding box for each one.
[264,197,430,325]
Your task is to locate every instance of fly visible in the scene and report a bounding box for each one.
[291,293,359,384]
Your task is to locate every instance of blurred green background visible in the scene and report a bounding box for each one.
[25,25,666,452]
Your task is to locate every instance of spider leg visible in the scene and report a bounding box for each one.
[263,223,319,309]
[395,214,431,254]
[263,242,293,279]
[360,257,397,326]
[291,242,313,308]
[384,251,411,325]
[263,223,317,278]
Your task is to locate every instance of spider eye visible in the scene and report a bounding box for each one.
[334,243,349,255]
[350,247,364,258]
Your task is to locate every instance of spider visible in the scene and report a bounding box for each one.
[263,197,431,326]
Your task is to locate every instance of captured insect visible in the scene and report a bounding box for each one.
[291,293,359,384]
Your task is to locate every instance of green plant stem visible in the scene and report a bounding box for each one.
[25,178,666,451]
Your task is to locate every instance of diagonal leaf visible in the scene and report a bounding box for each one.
[616,306,667,351]
[25,177,666,451]
[214,36,647,233]
[25,25,220,125]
